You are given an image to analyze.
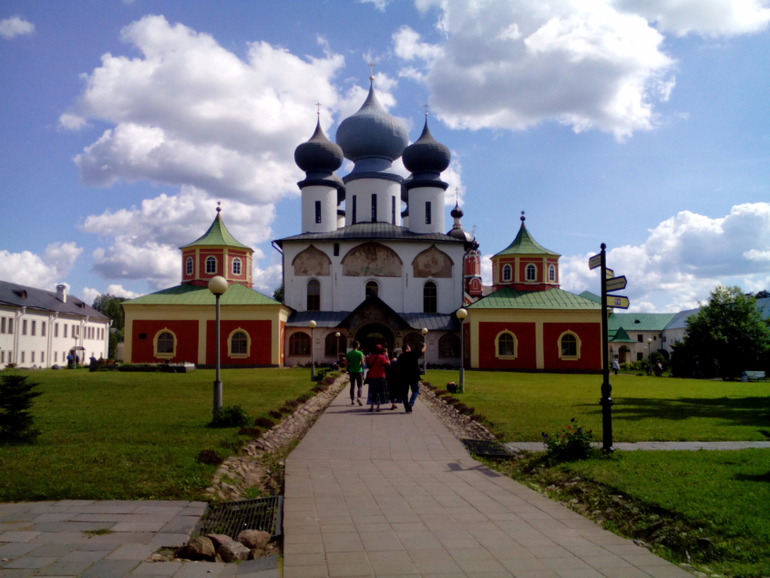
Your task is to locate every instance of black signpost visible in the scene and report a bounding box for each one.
[589,243,630,453]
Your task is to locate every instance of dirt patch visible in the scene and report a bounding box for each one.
[418,382,497,441]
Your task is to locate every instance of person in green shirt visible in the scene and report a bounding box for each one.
[345,340,365,406]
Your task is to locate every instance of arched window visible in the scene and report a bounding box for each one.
[206,256,217,274]
[154,330,176,358]
[526,263,537,281]
[232,257,242,276]
[307,279,320,311]
[403,332,424,354]
[559,332,580,359]
[325,333,346,356]
[549,264,556,282]
[290,332,311,356]
[496,332,516,358]
[423,281,437,313]
[186,257,193,275]
[230,330,249,356]
[502,264,512,282]
[365,280,379,298]
[439,334,460,358]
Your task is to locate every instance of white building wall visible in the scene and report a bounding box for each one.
[0,306,110,369]
[345,179,401,226]
[407,187,446,235]
[301,185,339,233]
[283,240,465,314]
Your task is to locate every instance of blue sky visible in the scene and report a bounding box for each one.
[1,0,769,312]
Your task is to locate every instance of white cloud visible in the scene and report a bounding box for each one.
[615,0,770,36]
[395,2,676,140]
[82,285,143,306]
[67,15,346,203]
[559,203,770,311]
[360,0,390,11]
[0,242,82,289]
[480,254,493,285]
[0,16,34,40]
[80,186,274,290]
[57,113,89,131]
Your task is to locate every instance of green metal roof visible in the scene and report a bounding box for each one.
[610,326,637,343]
[181,213,250,250]
[580,291,601,303]
[468,287,601,310]
[608,313,676,332]
[493,221,560,258]
[124,282,279,306]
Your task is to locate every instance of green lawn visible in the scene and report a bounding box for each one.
[427,370,770,441]
[0,368,318,502]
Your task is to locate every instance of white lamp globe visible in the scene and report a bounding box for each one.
[208,276,228,296]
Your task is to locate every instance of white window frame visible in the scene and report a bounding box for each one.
[232,257,242,276]
[186,256,194,275]
[153,329,177,359]
[526,263,537,281]
[495,331,518,359]
[205,256,217,275]
[549,264,556,282]
[558,331,581,360]
[502,264,512,282]
[228,328,251,358]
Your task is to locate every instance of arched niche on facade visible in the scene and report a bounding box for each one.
[341,242,402,277]
[412,245,453,278]
[292,245,331,277]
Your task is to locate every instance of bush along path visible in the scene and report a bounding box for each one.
[205,373,346,501]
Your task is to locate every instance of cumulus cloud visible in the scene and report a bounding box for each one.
[396,1,676,140]
[559,203,770,311]
[0,16,34,39]
[615,0,770,36]
[82,284,143,306]
[0,242,82,289]
[66,15,346,202]
[360,0,390,11]
[80,186,274,290]
[57,113,89,131]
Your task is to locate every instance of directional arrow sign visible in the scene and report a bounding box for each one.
[606,275,627,292]
[606,295,630,309]
[606,268,615,279]
[588,254,602,270]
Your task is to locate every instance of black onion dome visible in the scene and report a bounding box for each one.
[402,118,450,173]
[451,203,464,219]
[336,84,409,161]
[448,227,473,242]
[295,120,344,173]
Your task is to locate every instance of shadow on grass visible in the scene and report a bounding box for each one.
[733,471,770,483]
[577,396,770,429]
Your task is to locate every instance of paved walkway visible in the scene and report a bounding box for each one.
[0,500,275,577]
[505,441,770,452]
[283,390,694,578]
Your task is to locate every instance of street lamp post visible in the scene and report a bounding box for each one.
[309,320,317,381]
[456,308,467,392]
[335,331,341,366]
[647,338,653,374]
[208,276,228,417]
[421,328,428,376]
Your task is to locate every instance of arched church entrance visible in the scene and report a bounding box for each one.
[355,323,394,355]
[618,346,630,363]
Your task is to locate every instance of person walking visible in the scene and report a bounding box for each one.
[365,345,390,412]
[384,349,401,410]
[397,342,425,413]
[612,358,620,375]
[345,341,365,406]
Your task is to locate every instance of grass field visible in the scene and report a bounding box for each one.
[0,367,318,502]
[426,369,770,441]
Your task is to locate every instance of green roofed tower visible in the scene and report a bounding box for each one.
[490,213,561,292]
[179,204,254,288]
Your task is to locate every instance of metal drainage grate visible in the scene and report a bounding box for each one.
[197,496,283,539]
[461,439,515,458]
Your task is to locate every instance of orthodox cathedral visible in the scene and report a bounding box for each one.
[123,78,602,372]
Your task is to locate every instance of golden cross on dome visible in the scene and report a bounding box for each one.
[368,62,375,80]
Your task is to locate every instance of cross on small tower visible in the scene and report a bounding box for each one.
[423,103,430,117]
[368,62,375,81]
[216,202,222,217]
[316,102,321,116]
[472,224,477,239]
[455,187,460,206]
[520,210,526,223]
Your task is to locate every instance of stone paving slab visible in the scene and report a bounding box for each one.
[505,441,770,452]
[284,386,697,578]
[0,500,275,578]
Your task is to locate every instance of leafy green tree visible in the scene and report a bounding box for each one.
[272,284,284,303]
[0,375,42,444]
[92,294,127,359]
[681,286,770,379]
[754,289,770,299]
